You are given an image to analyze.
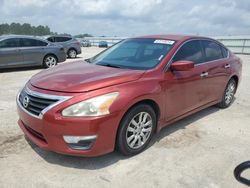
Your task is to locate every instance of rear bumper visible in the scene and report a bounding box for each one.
[76,47,81,54]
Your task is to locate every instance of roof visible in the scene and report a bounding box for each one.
[0,34,50,43]
[135,34,211,41]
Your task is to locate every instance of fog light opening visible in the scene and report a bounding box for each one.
[63,135,97,150]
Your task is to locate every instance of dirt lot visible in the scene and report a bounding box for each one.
[0,47,250,188]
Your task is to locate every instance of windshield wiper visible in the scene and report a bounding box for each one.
[99,64,122,69]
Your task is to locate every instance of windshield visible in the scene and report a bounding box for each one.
[90,38,175,70]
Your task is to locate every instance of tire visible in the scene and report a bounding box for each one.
[217,78,237,108]
[116,104,157,156]
[43,55,58,68]
[67,49,77,58]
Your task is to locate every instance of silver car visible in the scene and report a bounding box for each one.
[43,35,82,58]
[81,39,91,47]
[0,35,67,69]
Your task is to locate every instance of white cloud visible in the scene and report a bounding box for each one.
[0,0,249,36]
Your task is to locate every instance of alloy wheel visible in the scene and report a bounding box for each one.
[126,112,153,149]
[68,49,77,58]
[45,56,57,68]
[225,81,236,105]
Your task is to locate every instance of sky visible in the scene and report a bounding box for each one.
[0,0,250,36]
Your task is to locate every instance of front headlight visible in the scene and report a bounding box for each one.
[62,92,119,117]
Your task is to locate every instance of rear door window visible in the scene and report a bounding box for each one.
[173,40,204,64]
[0,38,20,48]
[55,37,72,42]
[20,38,48,47]
[36,40,48,46]
[201,40,224,61]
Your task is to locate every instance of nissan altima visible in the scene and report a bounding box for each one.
[16,35,242,156]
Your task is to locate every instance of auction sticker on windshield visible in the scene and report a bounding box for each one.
[154,39,175,45]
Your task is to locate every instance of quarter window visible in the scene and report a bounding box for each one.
[173,40,203,64]
[0,38,20,48]
[202,40,224,61]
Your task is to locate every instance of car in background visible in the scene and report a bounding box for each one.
[81,39,91,47]
[43,35,81,58]
[98,41,108,48]
[0,35,66,69]
[16,35,241,157]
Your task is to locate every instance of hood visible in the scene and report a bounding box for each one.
[30,61,145,92]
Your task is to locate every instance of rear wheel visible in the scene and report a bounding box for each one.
[116,104,156,156]
[43,55,57,68]
[67,49,77,58]
[217,78,237,108]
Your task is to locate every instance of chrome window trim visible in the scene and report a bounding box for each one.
[164,38,229,72]
[17,86,72,119]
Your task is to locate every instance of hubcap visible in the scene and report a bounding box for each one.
[45,56,56,68]
[225,82,236,105]
[69,50,76,58]
[126,112,153,149]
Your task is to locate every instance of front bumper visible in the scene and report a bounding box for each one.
[17,95,122,157]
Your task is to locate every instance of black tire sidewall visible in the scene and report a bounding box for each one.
[117,104,157,156]
[68,49,77,58]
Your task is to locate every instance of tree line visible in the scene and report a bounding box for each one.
[0,22,93,37]
[0,23,51,36]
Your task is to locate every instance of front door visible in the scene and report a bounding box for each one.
[164,40,209,121]
[0,38,23,68]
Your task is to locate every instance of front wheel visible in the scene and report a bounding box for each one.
[116,104,156,156]
[43,55,57,68]
[217,78,237,108]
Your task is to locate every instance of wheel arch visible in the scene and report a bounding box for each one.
[116,98,161,137]
[67,47,77,53]
[43,53,58,62]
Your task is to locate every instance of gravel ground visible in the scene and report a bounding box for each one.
[0,47,249,188]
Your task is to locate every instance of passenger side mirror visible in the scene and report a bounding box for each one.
[171,60,194,71]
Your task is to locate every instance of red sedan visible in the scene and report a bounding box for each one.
[16,35,242,156]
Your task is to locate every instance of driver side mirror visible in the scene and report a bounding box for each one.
[171,60,194,71]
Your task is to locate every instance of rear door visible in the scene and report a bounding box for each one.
[19,38,48,65]
[164,40,209,120]
[0,38,23,68]
[201,40,231,102]
[54,36,72,51]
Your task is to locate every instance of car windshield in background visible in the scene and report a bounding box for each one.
[91,38,175,70]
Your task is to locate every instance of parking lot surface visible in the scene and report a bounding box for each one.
[0,47,250,188]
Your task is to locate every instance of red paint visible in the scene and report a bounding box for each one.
[17,35,242,156]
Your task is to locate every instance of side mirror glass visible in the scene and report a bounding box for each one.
[171,60,194,71]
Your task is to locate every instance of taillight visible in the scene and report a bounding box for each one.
[75,42,81,46]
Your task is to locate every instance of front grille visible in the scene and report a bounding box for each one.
[19,88,59,117]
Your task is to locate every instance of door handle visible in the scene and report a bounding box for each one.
[200,72,208,78]
[224,64,231,68]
